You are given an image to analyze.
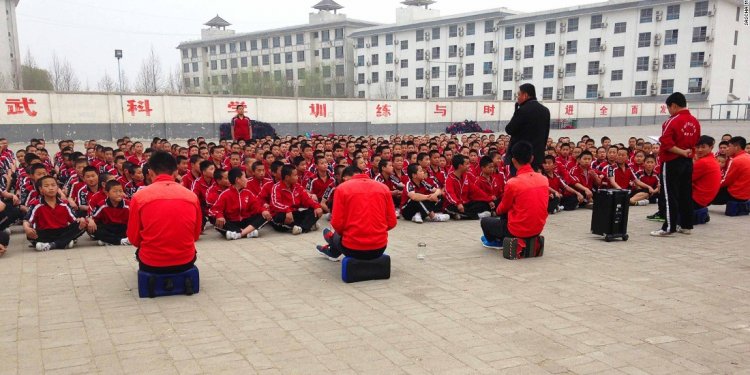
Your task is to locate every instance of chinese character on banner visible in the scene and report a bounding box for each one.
[375,104,392,117]
[565,105,574,116]
[659,104,668,114]
[599,106,609,117]
[309,103,327,118]
[227,100,246,113]
[126,99,153,116]
[630,105,639,115]
[5,97,38,117]
[434,104,447,117]
[483,105,495,116]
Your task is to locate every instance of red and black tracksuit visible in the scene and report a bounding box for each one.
[209,186,268,236]
[25,198,85,248]
[91,198,129,245]
[269,182,321,233]
[399,179,442,220]
[444,172,491,219]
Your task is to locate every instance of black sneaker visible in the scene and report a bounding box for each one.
[646,212,665,222]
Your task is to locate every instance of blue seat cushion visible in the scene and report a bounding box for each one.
[725,200,750,217]
[341,255,390,283]
[138,266,200,298]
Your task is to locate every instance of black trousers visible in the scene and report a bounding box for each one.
[0,200,21,231]
[271,210,319,233]
[659,157,694,232]
[31,223,86,249]
[445,201,491,219]
[401,199,442,220]
[480,215,514,243]
[548,195,580,213]
[711,187,742,205]
[215,215,268,236]
[94,223,127,245]
[0,230,9,247]
[325,232,386,260]
[136,250,196,274]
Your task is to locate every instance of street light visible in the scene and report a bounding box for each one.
[114,49,123,92]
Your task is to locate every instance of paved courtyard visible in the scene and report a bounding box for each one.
[1,203,748,375]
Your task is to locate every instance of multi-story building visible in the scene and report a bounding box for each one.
[177,0,377,97]
[0,0,22,90]
[350,0,749,106]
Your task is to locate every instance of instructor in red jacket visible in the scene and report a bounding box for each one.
[317,166,397,261]
[231,104,252,142]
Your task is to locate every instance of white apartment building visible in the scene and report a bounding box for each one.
[350,0,749,106]
[177,0,377,97]
[0,0,22,90]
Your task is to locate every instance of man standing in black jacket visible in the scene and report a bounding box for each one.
[505,84,550,176]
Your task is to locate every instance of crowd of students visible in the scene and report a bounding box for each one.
[0,129,748,256]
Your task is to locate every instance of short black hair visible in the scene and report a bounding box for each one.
[578,150,593,159]
[644,154,657,162]
[519,83,536,98]
[281,164,296,180]
[697,135,715,148]
[213,168,227,181]
[82,166,98,176]
[665,92,687,108]
[199,160,214,172]
[407,163,420,179]
[149,151,177,175]
[228,168,244,185]
[510,141,534,166]
[28,163,47,176]
[544,155,556,163]
[342,165,361,178]
[189,154,203,165]
[35,175,57,190]
[270,160,285,174]
[729,136,747,150]
[451,154,466,169]
[479,155,493,168]
[105,179,122,192]
[377,159,390,173]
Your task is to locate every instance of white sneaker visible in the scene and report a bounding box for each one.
[35,242,51,252]
[650,229,673,237]
[226,231,242,240]
[66,240,75,249]
[411,212,423,224]
[120,238,131,246]
[676,226,691,235]
[292,225,303,235]
[395,209,401,218]
[97,240,107,246]
[636,199,649,206]
[477,211,492,219]
[429,213,450,222]
[3,228,10,235]
[247,229,259,238]
[558,205,565,212]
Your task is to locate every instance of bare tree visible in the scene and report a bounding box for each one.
[0,73,11,90]
[377,82,397,100]
[164,64,185,94]
[97,71,117,92]
[135,46,164,93]
[50,52,81,92]
[24,48,36,68]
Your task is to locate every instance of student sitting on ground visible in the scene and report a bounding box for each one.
[635,155,661,204]
[542,155,583,213]
[471,155,503,209]
[88,180,131,246]
[399,164,449,223]
[73,166,100,217]
[211,168,272,240]
[712,136,750,205]
[374,159,405,211]
[269,165,323,235]
[480,141,549,249]
[317,165,397,262]
[444,154,492,220]
[692,136,721,213]
[607,148,655,206]
[24,176,87,251]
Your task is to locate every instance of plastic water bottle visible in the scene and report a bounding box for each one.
[417,242,427,260]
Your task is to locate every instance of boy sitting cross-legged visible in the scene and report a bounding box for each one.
[24,176,87,251]
[211,168,273,240]
[88,180,131,246]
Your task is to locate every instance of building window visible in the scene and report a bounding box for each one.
[371,72,379,83]
[692,27,707,42]
[210,60,218,70]
[688,78,703,93]
[416,87,424,99]
[357,73,365,85]
[297,33,304,45]
[193,62,199,71]
[694,1,709,17]
[544,43,555,57]
[193,77,200,87]
[416,29,424,41]
[640,8,653,23]
[401,59,408,68]
[524,45,534,58]
[416,68,424,80]
[401,40,409,50]
[610,92,622,97]
[335,28,344,40]
[466,22,475,35]
[543,65,554,79]
[285,52,293,63]
[485,20,495,33]
[321,48,330,60]
[432,27,441,40]
[323,66,331,78]
[262,55,270,65]
[483,62,493,75]
[484,41,494,54]
[665,30,678,45]
[612,46,625,58]
[503,68,513,82]
[220,44,227,54]
[729,78,734,93]
[191,48,198,57]
[465,84,474,96]
[448,65,457,77]
[333,46,343,59]
[273,37,281,48]
[483,82,493,95]
[386,52,393,64]
[416,49,424,61]
[230,58,238,68]
[271,54,279,64]
[565,63,576,77]
[564,86,575,99]
[357,55,364,66]
[283,35,292,46]
[690,52,705,67]
[732,54,736,69]
[636,56,649,71]
[546,21,556,34]
[523,67,533,80]
[221,59,228,69]
[614,22,626,34]
[286,69,294,81]
[449,45,458,58]
[251,56,259,66]
[661,79,674,94]
[663,54,676,69]
[638,32,651,47]
[356,38,364,48]
[431,86,440,98]
[209,46,217,55]
[589,38,601,52]
[336,65,344,77]
[449,25,458,38]
[566,40,578,54]
[432,47,441,59]
[734,30,738,46]
[386,71,393,82]
[525,23,535,37]
[465,64,474,76]
[371,54,379,65]
[542,87,553,100]
[401,78,408,87]
[504,47,514,61]
[502,90,513,100]
[431,66,440,78]
[386,34,393,45]
[611,70,623,81]
[371,35,379,47]
[590,14,603,29]
[586,84,599,99]
[466,43,475,56]
[321,30,330,42]
[448,85,457,97]
[182,63,189,73]
[587,61,600,75]
[568,17,579,32]
[634,81,648,95]
[505,26,514,40]
[667,5,680,20]
[299,68,306,80]
[262,39,269,49]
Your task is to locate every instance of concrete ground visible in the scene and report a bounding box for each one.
[0,202,748,374]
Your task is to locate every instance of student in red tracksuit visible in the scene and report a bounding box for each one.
[652,93,701,237]
[692,136,721,212]
[316,165,397,262]
[181,155,203,190]
[191,160,215,226]
[23,176,87,251]
[543,155,583,212]
[205,169,230,213]
[471,155,503,208]
[211,168,272,240]
[444,154,492,220]
[306,156,335,212]
[568,150,600,205]
[480,141,549,249]
[400,164,449,223]
[712,136,750,204]
[636,155,661,204]
[269,165,323,235]
[246,161,272,197]
[128,151,202,274]
[374,159,404,210]
[88,180,130,246]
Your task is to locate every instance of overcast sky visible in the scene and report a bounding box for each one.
[16,0,601,89]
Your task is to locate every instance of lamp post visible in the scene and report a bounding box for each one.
[114,49,123,92]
